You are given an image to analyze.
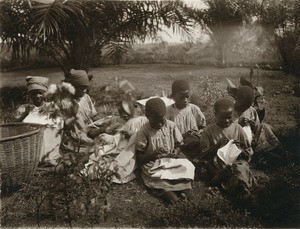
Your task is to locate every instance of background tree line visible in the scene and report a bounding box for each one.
[1,0,299,77]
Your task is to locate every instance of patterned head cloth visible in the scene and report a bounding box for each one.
[145,98,166,117]
[171,79,190,94]
[69,69,89,86]
[26,76,48,92]
[236,86,255,106]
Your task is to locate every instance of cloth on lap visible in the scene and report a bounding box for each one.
[148,158,195,180]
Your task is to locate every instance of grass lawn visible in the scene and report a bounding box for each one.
[1,64,300,227]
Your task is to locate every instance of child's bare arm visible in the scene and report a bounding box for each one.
[197,145,219,161]
[87,126,107,139]
[197,137,229,161]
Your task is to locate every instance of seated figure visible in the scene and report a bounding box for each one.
[14,76,63,166]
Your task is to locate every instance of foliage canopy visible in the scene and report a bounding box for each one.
[0,0,192,74]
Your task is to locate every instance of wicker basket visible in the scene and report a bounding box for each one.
[0,123,44,196]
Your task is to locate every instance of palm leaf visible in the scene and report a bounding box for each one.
[30,0,85,43]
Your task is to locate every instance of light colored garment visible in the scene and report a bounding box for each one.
[199,123,253,160]
[234,106,281,153]
[82,133,126,180]
[77,94,98,126]
[61,115,94,154]
[166,103,205,159]
[243,126,253,143]
[233,106,260,132]
[82,116,148,183]
[252,123,281,153]
[199,123,255,193]
[15,103,63,165]
[166,103,206,134]
[112,116,148,183]
[122,116,148,134]
[111,133,138,183]
[61,94,98,153]
[136,120,183,155]
[136,120,192,194]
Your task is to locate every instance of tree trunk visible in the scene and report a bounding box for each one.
[293,36,300,78]
[278,34,298,74]
[218,43,226,67]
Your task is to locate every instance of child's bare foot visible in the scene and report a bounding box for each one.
[162,191,179,205]
[180,189,194,200]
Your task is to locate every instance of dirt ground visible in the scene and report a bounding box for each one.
[1,64,300,227]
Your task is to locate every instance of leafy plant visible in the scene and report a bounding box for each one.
[190,75,227,125]
[17,81,119,227]
[20,142,117,226]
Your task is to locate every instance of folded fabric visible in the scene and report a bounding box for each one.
[148,158,195,180]
[112,133,138,184]
[94,133,122,156]
[217,140,242,166]
[88,116,113,128]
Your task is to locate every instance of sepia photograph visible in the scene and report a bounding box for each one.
[0,0,299,227]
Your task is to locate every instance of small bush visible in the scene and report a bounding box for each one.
[0,86,27,109]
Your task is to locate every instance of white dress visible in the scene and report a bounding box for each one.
[15,103,64,165]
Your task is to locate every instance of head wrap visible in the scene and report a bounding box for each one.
[214,98,234,113]
[236,86,255,107]
[69,69,89,86]
[26,76,48,92]
[145,98,166,117]
[171,80,190,94]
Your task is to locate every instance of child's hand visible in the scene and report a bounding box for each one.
[120,130,130,139]
[166,147,180,158]
[239,117,250,127]
[233,140,241,148]
[24,104,34,114]
[218,137,229,148]
[154,148,168,159]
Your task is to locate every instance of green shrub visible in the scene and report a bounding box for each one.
[0,86,27,109]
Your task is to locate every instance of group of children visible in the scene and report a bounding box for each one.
[14,70,283,205]
[132,79,282,204]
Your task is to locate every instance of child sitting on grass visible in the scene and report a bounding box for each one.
[136,98,195,204]
[196,98,256,199]
[166,80,206,159]
[14,76,64,166]
[233,86,283,166]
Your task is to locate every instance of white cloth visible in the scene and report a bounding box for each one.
[22,105,63,165]
[82,133,136,183]
[217,140,242,166]
[243,126,253,144]
[111,133,138,183]
[148,158,195,180]
[137,96,174,107]
[82,116,148,183]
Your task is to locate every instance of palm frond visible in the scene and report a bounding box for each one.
[30,0,85,43]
